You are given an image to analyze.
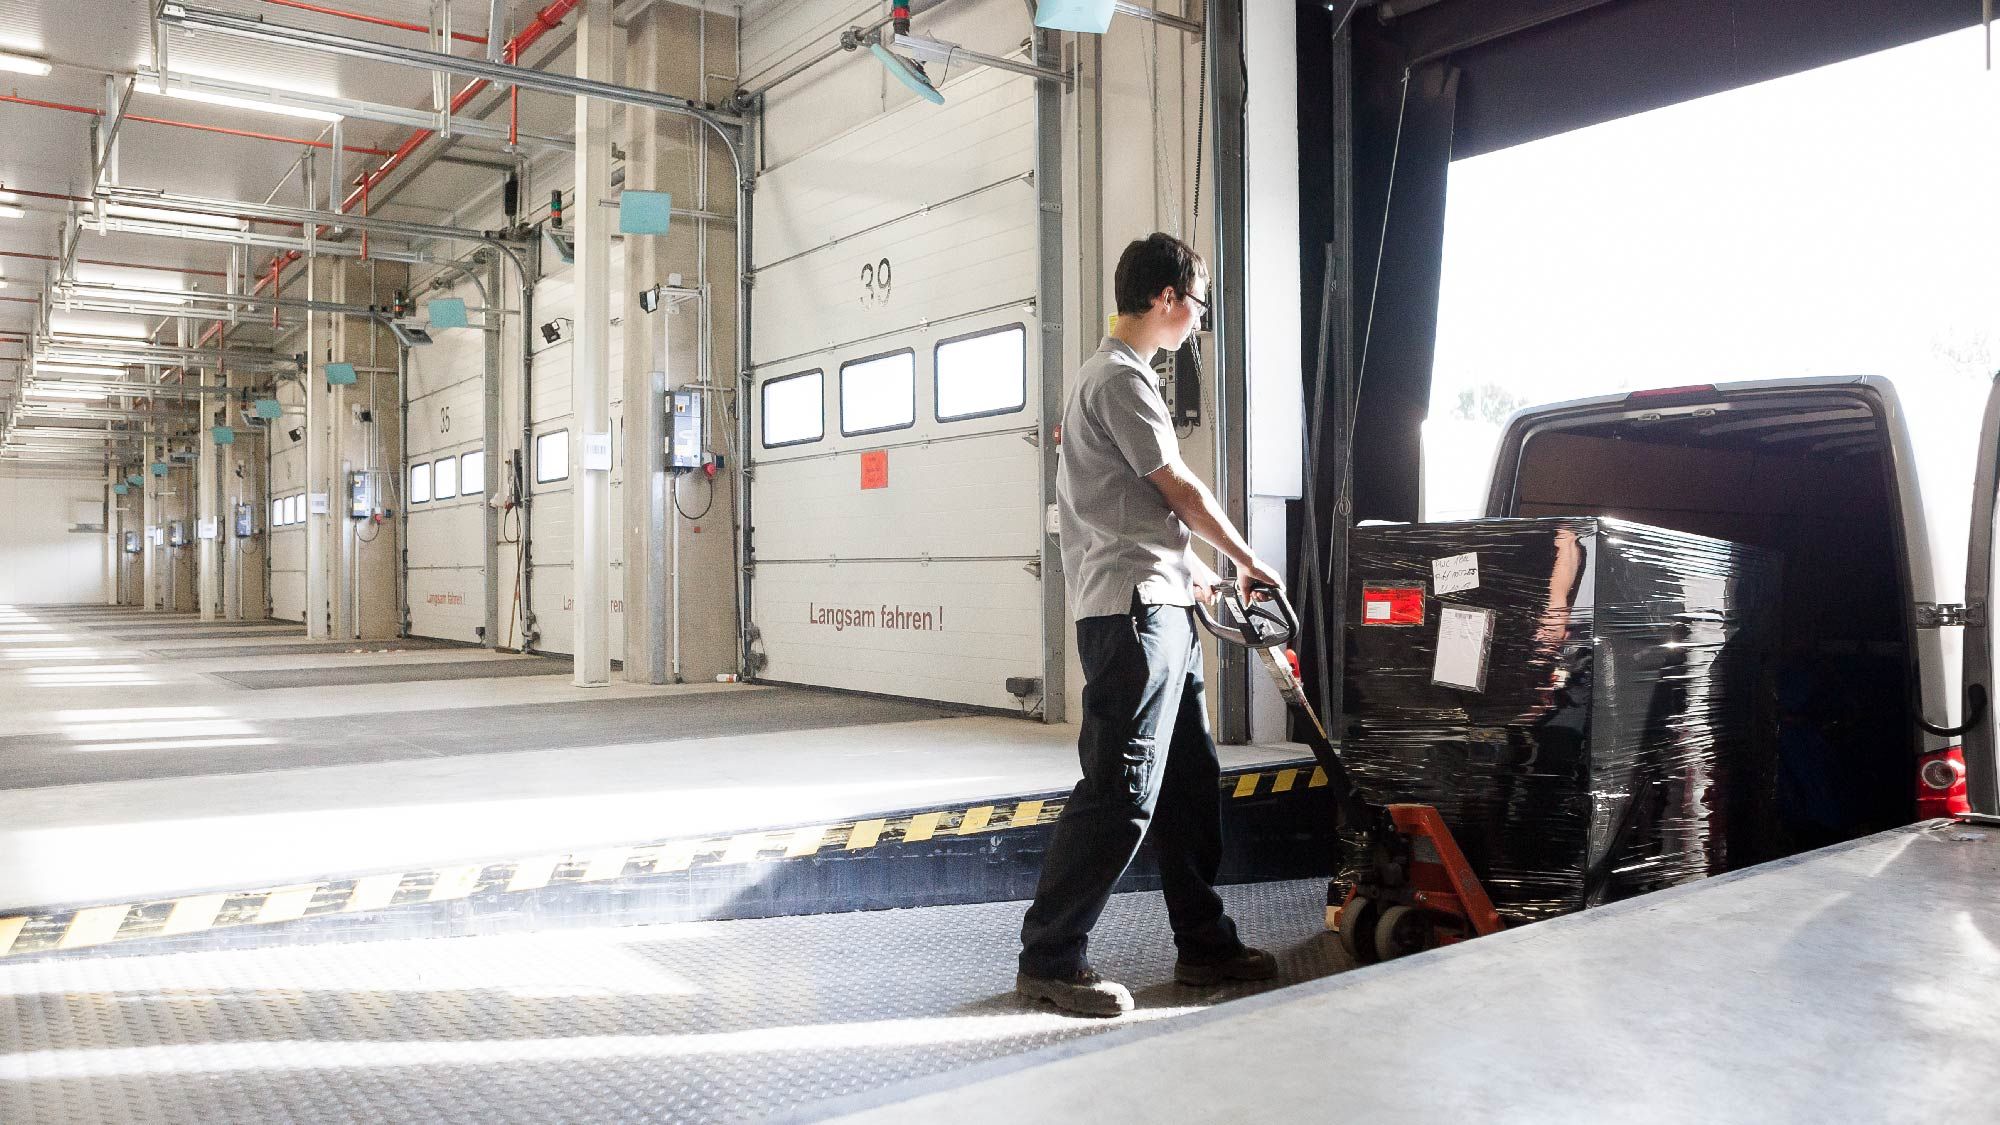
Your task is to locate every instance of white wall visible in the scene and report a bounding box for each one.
[0,476,108,605]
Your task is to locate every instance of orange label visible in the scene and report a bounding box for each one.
[860,450,888,490]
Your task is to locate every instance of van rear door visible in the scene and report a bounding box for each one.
[1956,377,2000,816]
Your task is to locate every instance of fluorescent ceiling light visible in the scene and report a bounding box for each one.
[75,266,188,293]
[104,203,244,231]
[0,192,16,203]
[137,79,343,122]
[36,363,131,376]
[0,52,52,77]
[0,205,25,220]
[49,317,153,340]
[28,386,111,401]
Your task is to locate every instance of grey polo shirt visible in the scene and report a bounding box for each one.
[1056,337,1195,620]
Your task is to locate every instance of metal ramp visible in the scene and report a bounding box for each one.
[0,879,1349,1123]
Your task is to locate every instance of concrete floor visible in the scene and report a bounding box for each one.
[0,606,1306,912]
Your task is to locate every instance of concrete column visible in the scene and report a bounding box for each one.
[304,254,329,639]
[102,466,118,605]
[221,367,243,620]
[621,9,672,684]
[198,367,220,620]
[572,0,614,687]
[141,429,159,611]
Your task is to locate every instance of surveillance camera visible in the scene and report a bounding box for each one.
[639,288,660,314]
[539,318,571,345]
[287,426,304,443]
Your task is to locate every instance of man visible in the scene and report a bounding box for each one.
[1017,232,1286,1017]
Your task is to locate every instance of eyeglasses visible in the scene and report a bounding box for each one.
[1183,291,1211,331]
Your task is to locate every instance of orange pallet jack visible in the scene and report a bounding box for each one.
[1198,585,1504,963]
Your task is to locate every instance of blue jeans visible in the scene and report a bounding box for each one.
[1019,595,1241,978]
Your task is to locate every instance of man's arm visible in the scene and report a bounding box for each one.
[1146,457,1283,595]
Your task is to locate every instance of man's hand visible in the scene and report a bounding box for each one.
[1237,556,1283,604]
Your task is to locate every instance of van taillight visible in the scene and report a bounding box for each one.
[1916,747,1970,819]
[1626,384,1719,401]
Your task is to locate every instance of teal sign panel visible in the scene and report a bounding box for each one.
[426,297,469,329]
[150,462,169,477]
[254,398,283,420]
[618,190,674,236]
[113,483,129,496]
[325,362,358,386]
[1034,0,1114,33]
[212,426,236,446]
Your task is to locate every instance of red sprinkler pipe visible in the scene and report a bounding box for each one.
[262,0,488,46]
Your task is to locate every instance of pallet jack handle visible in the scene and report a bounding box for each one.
[1192,581,1297,650]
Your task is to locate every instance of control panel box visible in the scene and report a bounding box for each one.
[348,470,378,519]
[668,387,704,473]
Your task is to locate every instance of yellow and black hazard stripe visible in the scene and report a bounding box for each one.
[0,761,1323,960]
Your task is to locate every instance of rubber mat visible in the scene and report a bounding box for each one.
[211,656,571,689]
[0,880,1347,1123]
[0,687,970,789]
[149,638,461,658]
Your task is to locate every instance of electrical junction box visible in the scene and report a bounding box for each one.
[167,521,188,548]
[668,387,704,473]
[123,531,141,554]
[233,503,256,538]
[347,470,378,519]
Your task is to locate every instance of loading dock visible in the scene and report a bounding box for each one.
[2,1,1998,1121]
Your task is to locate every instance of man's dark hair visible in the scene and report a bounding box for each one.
[1113,232,1207,316]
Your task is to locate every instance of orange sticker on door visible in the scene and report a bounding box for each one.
[860,450,888,490]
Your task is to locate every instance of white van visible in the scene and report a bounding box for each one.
[1481,375,1998,838]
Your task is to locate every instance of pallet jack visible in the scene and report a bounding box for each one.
[1197,584,1505,963]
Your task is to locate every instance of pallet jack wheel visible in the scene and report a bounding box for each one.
[1337,894,1380,965]
[1373,904,1438,961]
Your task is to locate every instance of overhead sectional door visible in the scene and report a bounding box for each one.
[268,406,308,622]
[404,276,491,643]
[524,243,626,658]
[749,65,1046,711]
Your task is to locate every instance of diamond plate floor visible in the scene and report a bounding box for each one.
[0,880,1348,1124]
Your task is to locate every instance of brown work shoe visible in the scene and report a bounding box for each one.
[1174,945,1278,986]
[1016,966,1135,1017]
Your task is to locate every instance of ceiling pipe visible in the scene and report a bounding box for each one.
[0,92,395,156]
[1,249,228,280]
[192,0,588,353]
[132,66,572,152]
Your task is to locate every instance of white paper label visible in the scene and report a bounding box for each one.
[1432,552,1480,595]
[309,492,329,515]
[1685,574,1728,614]
[583,432,612,471]
[1432,605,1495,692]
[1365,600,1392,621]
[197,518,219,540]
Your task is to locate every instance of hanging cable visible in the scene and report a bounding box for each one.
[673,470,715,521]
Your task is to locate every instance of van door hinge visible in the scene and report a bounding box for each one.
[1917,601,1986,628]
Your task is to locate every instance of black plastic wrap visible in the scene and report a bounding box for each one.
[1341,518,1780,923]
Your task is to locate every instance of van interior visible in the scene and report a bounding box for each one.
[1492,387,1916,855]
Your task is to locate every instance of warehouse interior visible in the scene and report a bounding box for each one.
[0,1,1996,1120]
